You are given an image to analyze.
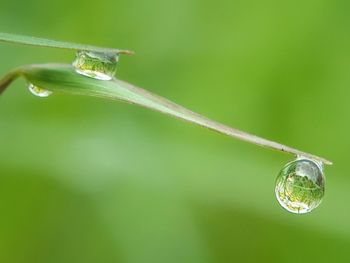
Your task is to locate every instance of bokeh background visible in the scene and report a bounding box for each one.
[0,0,349,262]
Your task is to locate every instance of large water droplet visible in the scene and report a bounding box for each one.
[275,158,325,214]
[72,50,118,80]
[28,83,53,97]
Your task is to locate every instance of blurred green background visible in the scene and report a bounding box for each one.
[0,0,349,262]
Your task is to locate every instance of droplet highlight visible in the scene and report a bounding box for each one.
[72,50,118,80]
[28,83,53,97]
[275,158,325,214]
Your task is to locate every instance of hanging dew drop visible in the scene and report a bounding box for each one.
[275,158,325,214]
[72,50,118,80]
[28,83,53,97]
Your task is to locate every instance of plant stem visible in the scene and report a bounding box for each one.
[0,70,19,94]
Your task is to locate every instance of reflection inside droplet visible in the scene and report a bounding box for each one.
[72,50,118,80]
[275,158,325,214]
[28,83,53,97]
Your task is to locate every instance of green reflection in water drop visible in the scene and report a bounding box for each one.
[275,158,325,214]
[28,83,53,97]
[72,50,118,80]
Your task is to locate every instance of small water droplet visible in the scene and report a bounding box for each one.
[275,158,325,214]
[28,83,53,97]
[72,50,118,80]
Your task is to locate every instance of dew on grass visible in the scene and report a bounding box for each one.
[275,158,325,214]
[28,83,52,97]
[72,50,118,80]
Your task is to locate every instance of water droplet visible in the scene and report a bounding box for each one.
[72,50,118,80]
[275,158,325,214]
[28,83,53,97]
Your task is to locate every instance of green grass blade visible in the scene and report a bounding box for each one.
[0,32,134,54]
[0,63,332,165]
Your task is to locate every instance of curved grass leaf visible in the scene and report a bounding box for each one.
[0,63,332,165]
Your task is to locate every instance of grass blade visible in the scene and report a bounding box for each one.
[0,32,134,55]
[0,63,332,165]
